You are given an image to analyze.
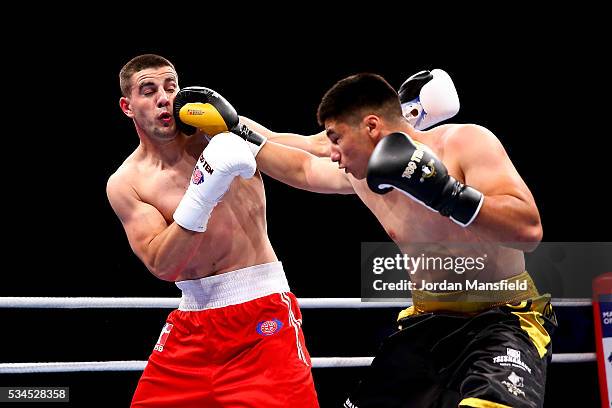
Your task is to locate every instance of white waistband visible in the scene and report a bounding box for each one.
[175,261,290,311]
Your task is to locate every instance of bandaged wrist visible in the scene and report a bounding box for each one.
[173,193,217,232]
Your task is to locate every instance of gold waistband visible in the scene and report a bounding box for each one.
[400,271,540,318]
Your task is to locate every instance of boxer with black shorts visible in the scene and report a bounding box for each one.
[230,73,555,408]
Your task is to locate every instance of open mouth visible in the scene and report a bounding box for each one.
[159,112,173,123]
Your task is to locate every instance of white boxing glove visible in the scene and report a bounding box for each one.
[173,132,256,232]
[398,69,460,130]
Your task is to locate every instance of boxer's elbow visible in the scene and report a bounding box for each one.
[516,216,543,252]
[144,249,185,282]
[147,261,182,282]
[499,195,543,252]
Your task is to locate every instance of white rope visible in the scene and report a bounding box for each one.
[0,297,595,374]
[312,357,374,368]
[0,297,593,309]
[300,299,411,308]
[0,361,147,373]
[0,297,180,309]
[551,352,596,363]
[0,353,596,373]
[551,298,592,307]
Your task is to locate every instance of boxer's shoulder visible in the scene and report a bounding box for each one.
[106,163,139,209]
[107,152,150,206]
[109,157,138,188]
[425,123,500,157]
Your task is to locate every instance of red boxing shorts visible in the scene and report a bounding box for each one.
[131,261,319,407]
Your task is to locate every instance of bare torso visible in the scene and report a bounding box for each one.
[113,137,277,281]
[350,125,525,284]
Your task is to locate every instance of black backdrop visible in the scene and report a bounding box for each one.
[6,27,607,297]
[2,20,608,406]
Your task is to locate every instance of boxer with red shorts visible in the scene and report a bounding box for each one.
[107,54,319,407]
[131,263,317,407]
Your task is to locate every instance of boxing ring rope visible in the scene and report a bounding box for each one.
[0,297,593,309]
[0,353,595,374]
[0,297,596,374]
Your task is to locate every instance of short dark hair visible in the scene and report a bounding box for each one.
[317,73,402,126]
[119,54,176,97]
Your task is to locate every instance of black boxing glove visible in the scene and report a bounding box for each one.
[367,132,483,227]
[173,86,267,156]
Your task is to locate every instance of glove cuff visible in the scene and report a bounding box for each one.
[449,185,484,227]
[173,193,217,232]
[436,180,483,227]
[234,124,268,157]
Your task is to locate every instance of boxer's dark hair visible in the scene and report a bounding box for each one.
[317,73,402,126]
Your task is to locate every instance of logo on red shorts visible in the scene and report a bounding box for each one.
[257,318,283,336]
[154,323,173,352]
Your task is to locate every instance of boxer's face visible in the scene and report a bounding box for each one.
[121,66,179,140]
[326,119,374,180]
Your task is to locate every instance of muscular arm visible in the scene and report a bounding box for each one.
[256,140,354,194]
[454,125,543,250]
[106,174,204,281]
[239,116,331,157]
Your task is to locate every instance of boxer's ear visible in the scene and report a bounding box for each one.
[363,115,382,141]
[120,97,133,118]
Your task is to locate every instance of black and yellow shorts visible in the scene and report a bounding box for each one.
[344,273,557,408]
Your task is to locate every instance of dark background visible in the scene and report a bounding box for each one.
[1,20,607,406]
